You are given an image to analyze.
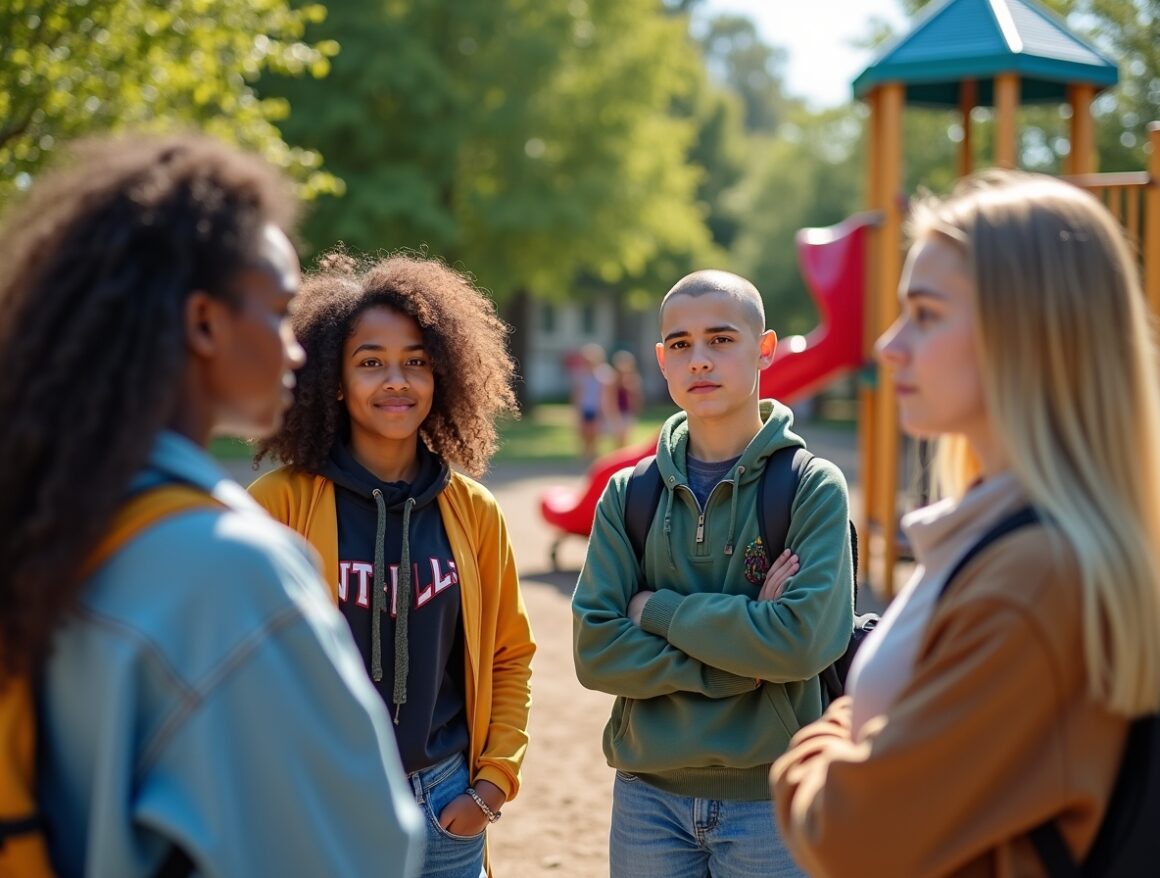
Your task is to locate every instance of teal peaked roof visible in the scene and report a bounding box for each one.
[853,0,1119,108]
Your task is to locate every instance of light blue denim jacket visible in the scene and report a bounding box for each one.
[38,432,423,877]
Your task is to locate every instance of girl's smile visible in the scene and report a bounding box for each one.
[340,306,435,481]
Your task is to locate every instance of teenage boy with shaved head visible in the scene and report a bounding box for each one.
[572,270,854,877]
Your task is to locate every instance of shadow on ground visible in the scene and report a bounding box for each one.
[522,568,582,599]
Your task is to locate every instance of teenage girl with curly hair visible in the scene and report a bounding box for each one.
[251,250,535,878]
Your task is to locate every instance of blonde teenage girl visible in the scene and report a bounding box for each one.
[772,171,1160,877]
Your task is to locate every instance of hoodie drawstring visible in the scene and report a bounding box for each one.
[662,481,676,569]
[371,489,387,684]
[370,491,415,725]
[393,498,416,724]
[724,464,744,556]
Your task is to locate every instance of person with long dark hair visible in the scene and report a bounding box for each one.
[0,134,422,877]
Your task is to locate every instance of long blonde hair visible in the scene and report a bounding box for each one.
[913,170,1160,716]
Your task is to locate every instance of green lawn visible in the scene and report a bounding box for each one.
[207,403,676,465]
[210,400,854,465]
[494,403,677,463]
[493,400,857,461]
[209,436,259,461]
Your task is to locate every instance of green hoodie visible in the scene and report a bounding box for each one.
[572,400,854,800]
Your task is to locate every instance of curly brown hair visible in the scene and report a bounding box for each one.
[255,251,518,478]
[0,133,296,678]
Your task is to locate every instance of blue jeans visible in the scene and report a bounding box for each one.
[409,752,486,878]
[609,771,804,878]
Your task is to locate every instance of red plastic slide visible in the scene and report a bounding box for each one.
[539,213,875,569]
[760,212,872,402]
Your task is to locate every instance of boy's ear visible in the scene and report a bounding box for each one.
[758,330,778,368]
[184,290,222,358]
[654,341,666,375]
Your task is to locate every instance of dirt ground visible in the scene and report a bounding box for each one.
[481,460,614,877]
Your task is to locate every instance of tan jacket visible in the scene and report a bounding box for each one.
[772,491,1127,877]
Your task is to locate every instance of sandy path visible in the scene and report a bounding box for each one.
[482,463,614,876]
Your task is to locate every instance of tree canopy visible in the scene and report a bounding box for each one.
[267,0,713,301]
[698,14,795,133]
[0,0,339,206]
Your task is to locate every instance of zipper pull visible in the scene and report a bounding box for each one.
[696,512,705,543]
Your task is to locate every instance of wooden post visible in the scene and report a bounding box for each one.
[994,73,1019,169]
[860,89,882,585]
[958,79,977,178]
[1125,182,1141,251]
[1067,83,1096,175]
[1146,122,1160,319]
[875,82,904,597]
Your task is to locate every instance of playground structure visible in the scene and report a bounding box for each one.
[540,0,1160,592]
[855,0,1160,594]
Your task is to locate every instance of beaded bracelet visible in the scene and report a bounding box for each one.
[466,787,502,823]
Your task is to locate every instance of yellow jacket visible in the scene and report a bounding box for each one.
[249,466,534,802]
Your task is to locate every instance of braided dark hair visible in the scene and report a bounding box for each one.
[255,250,518,478]
[0,134,296,678]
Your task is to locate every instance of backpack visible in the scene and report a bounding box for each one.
[940,506,1160,878]
[0,483,220,878]
[622,445,876,703]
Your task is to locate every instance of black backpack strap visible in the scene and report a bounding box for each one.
[1080,712,1159,876]
[154,846,195,878]
[757,446,812,562]
[848,520,859,591]
[938,506,1041,601]
[1029,823,1081,878]
[624,455,663,562]
[760,447,861,589]
[0,814,41,847]
[762,446,863,703]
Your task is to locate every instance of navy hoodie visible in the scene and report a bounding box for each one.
[321,442,469,774]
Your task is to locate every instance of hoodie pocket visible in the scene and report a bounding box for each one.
[610,696,635,743]
[761,684,802,739]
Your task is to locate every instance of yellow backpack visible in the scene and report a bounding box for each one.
[0,484,221,877]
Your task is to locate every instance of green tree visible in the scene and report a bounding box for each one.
[901,0,1069,13]
[267,0,711,301]
[0,0,339,206]
[729,107,864,335]
[683,81,748,250]
[697,14,796,133]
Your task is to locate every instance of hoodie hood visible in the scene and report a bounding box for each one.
[652,399,805,562]
[322,441,449,511]
[656,399,804,487]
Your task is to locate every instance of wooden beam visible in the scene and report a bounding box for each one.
[958,79,977,179]
[994,73,1019,169]
[859,88,882,585]
[875,82,904,597]
[1067,83,1096,175]
[1146,122,1160,319]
